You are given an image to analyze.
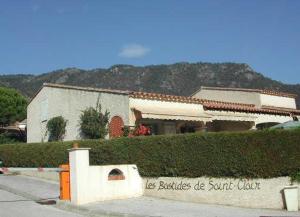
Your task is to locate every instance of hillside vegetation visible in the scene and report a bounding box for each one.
[1,62,299,106]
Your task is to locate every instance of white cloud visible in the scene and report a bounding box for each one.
[118,44,150,58]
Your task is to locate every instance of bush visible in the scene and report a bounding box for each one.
[0,129,300,178]
[79,103,110,139]
[46,116,67,141]
[291,171,300,183]
[0,87,27,126]
[0,133,19,144]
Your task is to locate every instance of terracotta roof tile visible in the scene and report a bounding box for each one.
[261,106,300,114]
[31,84,299,116]
[203,102,300,115]
[130,91,300,116]
[130,91,203,104]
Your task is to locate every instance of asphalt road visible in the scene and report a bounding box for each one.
[0,189,84,217]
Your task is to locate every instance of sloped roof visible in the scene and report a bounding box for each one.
[202,101,300,115]
[130,91,300,116]
[30,83,300,116]
[43,83,130,95]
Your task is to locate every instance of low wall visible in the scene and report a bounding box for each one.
[84,165,143,203]
[143,177,300,209]
[69,148,143,205]
[11,170,300,210]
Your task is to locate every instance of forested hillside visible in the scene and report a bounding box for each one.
[1,62,299,107]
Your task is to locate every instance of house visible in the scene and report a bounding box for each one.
[27,83,300,143]
[191,86,299,130]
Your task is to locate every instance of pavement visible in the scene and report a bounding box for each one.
[1,174,300,217]
[0,189,84,217]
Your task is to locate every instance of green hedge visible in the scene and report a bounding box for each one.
[0,129,300,178]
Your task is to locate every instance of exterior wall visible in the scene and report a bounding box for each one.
[260,94,297,109]
[27,86,129,143]
[27,87,49,143]
[9,169,300,210]
[193,89,261,107]
[10,170,300,210]
[193,89,297,110]
[144,177,300,209]
[69,149,143,205]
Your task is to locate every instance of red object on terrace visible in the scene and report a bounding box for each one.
[134,124,151,136]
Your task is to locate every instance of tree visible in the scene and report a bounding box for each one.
[46,116,67,141]
[0,87,27,126]
[79,102,110,139]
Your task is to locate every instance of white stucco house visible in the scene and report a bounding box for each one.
[27,83,300,143]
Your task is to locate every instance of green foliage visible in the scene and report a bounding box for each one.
[0,87,27,126]
[122,126,130,137]
[46,116,67,141]
[79,102,110,139]
[0,133,19,145]
[1,62,299,108]
[1,129,300,178]
[291,172,300,183]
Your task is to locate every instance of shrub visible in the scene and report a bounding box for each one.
[0,129,300,178]
[0,87,27,126]
[291,171,300,184]
[46,116,67,141]
[0,133,19,144]
[79,102,110,139]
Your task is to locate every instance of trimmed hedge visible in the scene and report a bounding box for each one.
[0,129,300,178]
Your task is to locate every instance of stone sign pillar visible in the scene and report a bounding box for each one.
[68,146,91,205]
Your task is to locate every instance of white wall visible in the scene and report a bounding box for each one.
[193,89,261,107]
[12,170,300,210]
[27,86,129,143]
[69,149,143,205]
[260,94,296,109]
[27,87,49,143]
[144,177,300,209]
[193,89,297,110]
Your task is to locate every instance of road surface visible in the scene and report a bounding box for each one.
[0,189,84,217]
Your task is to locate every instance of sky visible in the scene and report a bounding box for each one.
[0,0,300,84]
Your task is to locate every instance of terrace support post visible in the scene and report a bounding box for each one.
[251,122,257,130]
[68,144,91,205]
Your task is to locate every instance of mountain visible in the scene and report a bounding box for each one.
[1,62,300,107]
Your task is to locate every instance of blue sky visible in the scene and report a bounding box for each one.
[1,0,300,84]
